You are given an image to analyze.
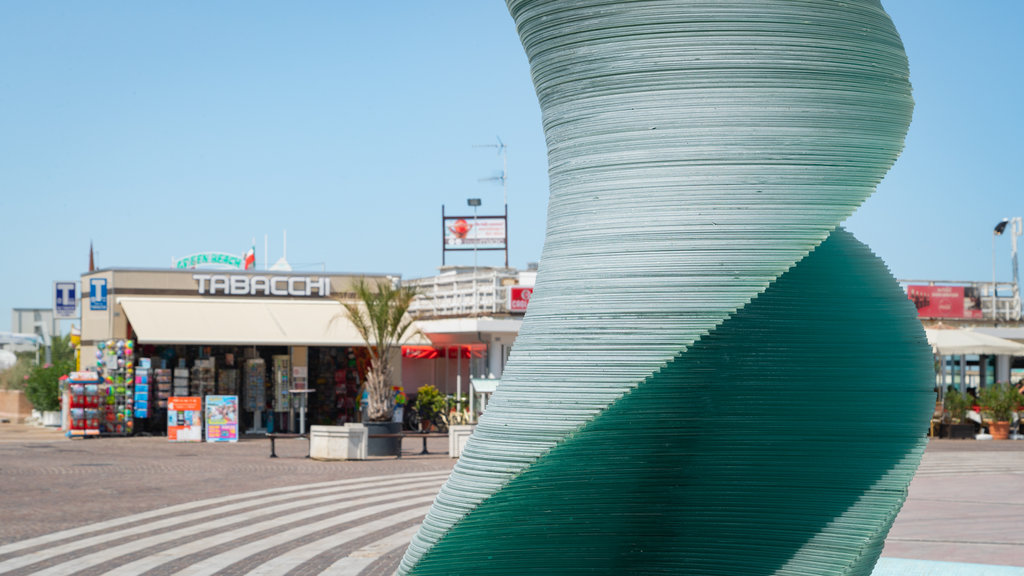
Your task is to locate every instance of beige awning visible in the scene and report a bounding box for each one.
[925,328,1024,357]
[118,297,368,346]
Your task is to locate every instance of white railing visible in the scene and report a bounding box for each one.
[407,268,519,318]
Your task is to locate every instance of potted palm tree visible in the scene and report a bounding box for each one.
[979,382,1021,440]
[340,278,418,456]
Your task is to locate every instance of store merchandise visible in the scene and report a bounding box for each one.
[244,359,266,412]
[155,368,172,409]
[134,364,151,419]
[173,367,189,397]
[191,358,215,398]
[217,368,238,396]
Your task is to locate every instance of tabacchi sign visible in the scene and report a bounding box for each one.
[193,274,331,297]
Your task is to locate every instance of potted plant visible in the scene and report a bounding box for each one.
[979,382,1021,440]
[412,385,445,432]
[338,278,419,456]
[942,389,974,439]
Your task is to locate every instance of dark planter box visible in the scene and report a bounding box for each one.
[947,423,975,439]
[366,421,403,456]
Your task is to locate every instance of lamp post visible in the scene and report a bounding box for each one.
[994,218,1009,320]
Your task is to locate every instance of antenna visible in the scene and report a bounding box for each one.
[474,136,508,207]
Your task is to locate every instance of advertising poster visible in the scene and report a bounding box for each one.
[508,285,533,312]
[168,397,203,442]
[443,217,506,250]
[907,285,982,319]
[205,395,239,443]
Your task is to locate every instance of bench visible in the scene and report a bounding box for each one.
[367,432,449,458]
[266,433,309,458]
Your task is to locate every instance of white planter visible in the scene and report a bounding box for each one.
[449,425,476,458]
[41,411,61,427]
[309,424,367,461]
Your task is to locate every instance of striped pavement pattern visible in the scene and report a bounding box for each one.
[911,449,1024,477]
[0,470,449,576]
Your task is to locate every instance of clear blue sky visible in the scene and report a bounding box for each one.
[1,1,1022,333]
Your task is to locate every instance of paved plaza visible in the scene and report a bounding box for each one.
[1,423,1022,575]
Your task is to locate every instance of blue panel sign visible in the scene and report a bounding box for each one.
[89,278,108,311]
[54,281,78,319]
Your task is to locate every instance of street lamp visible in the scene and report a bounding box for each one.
[465,198,483,413]
[993,218,1009,320]
[467,198,481,268]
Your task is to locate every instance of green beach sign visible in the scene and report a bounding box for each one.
[174,252,245,270]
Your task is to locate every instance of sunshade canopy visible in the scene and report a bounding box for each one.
[924,328,1024,357]
[119,297,366,347]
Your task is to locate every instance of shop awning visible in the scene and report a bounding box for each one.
[924,328,1024,357]
[401,345,486,359]
[118,297,371,347]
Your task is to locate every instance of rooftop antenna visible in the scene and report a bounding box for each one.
[475,136,507,207]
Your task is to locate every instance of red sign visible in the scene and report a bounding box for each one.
[907,285,982,319]
[509,286,533,312]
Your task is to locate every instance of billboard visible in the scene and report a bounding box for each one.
[444,217,507,250]
[907,285,982,319]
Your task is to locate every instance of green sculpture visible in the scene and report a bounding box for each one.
[398,2,932,574]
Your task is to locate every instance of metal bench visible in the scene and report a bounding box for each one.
[266,432,309,458]
[367,432,449,458]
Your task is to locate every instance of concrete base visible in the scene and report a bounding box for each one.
[449,425,476,458]
[309,424,367,461]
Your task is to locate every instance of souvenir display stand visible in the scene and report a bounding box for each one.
[173,367,189,397]
[69,340,136,437]
[134,359,151,419]
[67,371,102,437]
[244,358,267,433]
[272,355,291,431]
[192,358,215,398]
[155,368,172,410]
[97,339,135,436]
[218,368,238,396]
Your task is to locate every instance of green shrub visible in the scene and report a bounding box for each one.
[413,385,446,420]
[25,361,72,412]
[942,389,972,422]
[0,356,33,391]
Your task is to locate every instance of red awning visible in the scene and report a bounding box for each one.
[401,346,486,360]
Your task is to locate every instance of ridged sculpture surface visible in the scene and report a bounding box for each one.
[398,1,933,574]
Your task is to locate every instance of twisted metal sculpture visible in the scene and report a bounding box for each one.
[398,2,933,574]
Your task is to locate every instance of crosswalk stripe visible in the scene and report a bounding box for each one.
[0,470,448,557]
[171,495,438,576]
[247,506,431,575]
[2,475,447,576]
[321,524,424,576]
[98,489,439,576]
